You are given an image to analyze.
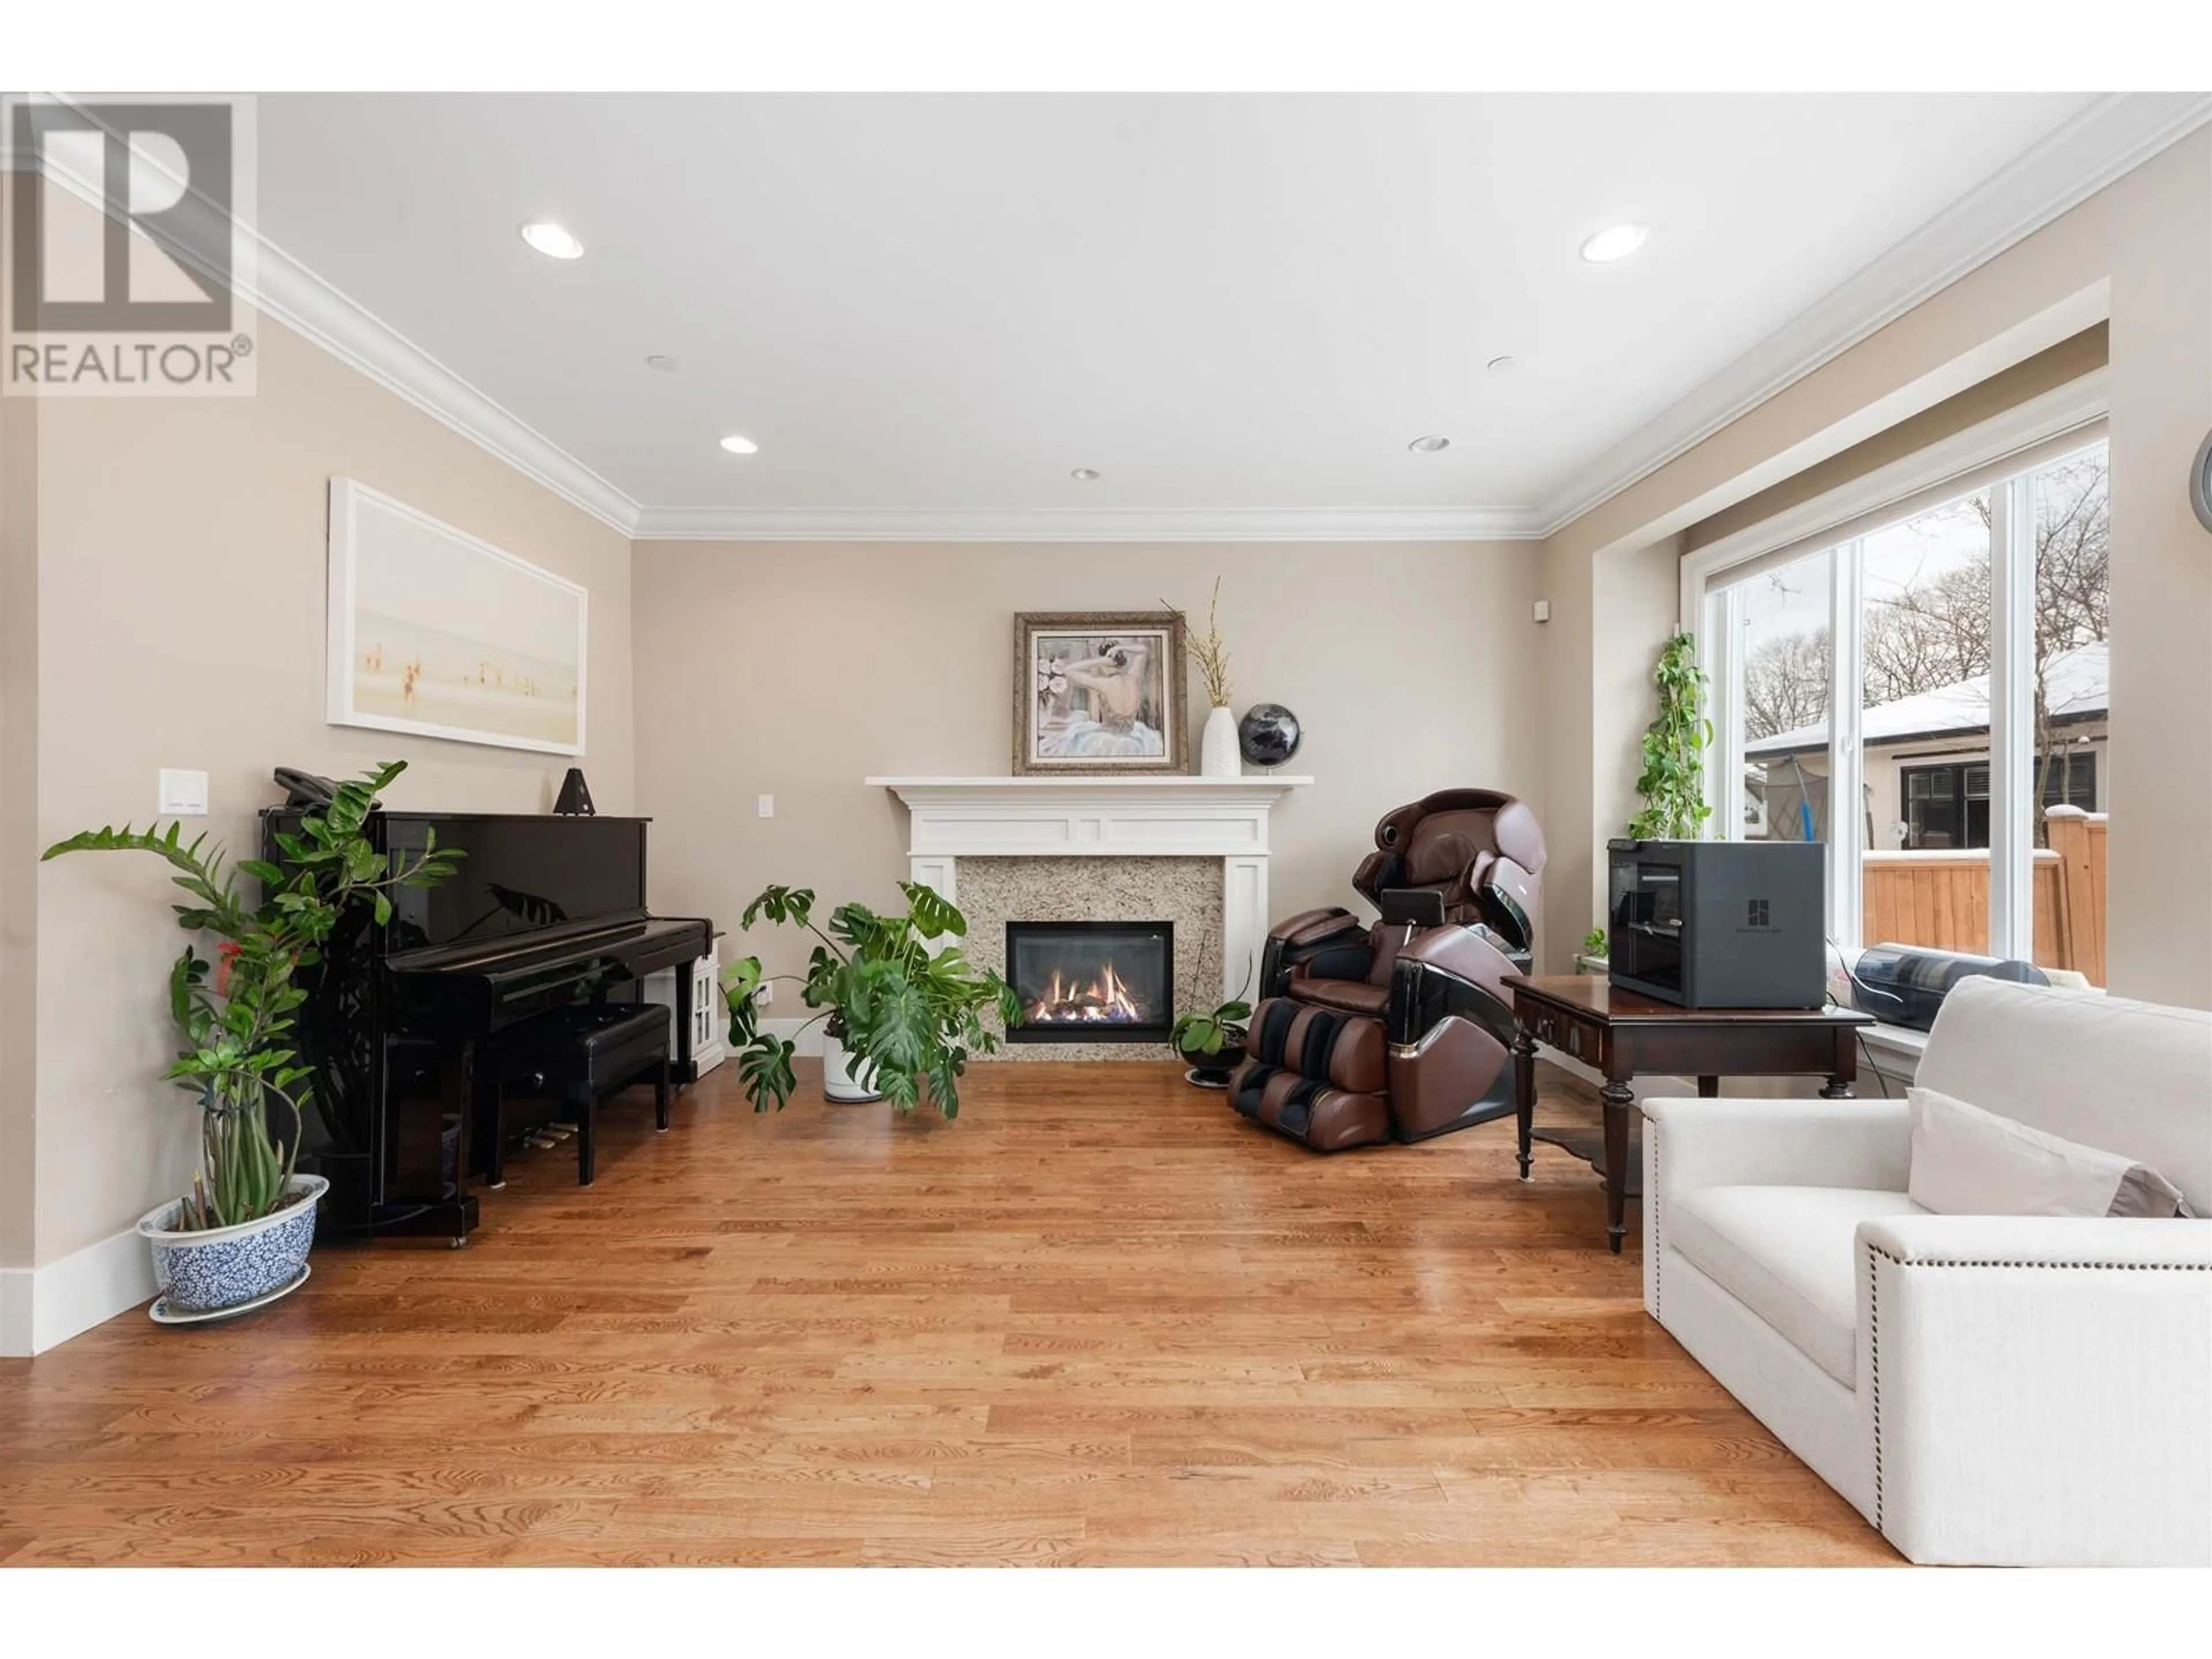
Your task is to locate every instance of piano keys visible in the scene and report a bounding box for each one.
[262,807,711,1244]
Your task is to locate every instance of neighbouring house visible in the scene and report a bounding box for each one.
[1743,641,2107,849]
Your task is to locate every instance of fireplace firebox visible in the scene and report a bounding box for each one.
[1005,921,1174,1044]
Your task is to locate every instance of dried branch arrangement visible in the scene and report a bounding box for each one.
[1168,576,1233,708]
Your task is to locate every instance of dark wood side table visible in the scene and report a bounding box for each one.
[1506,975,1876,1255]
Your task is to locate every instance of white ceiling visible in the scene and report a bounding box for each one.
[250,92,2145,537]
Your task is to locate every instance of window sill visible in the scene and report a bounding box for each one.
[1858,1020,1928,1083]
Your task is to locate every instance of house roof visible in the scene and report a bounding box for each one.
[1745,641,2107,757]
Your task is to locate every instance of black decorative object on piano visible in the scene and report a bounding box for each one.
[268,802,711,1244]
[553,767,595,816]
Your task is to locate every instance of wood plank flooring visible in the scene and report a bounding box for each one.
[0,1059,1896,1566]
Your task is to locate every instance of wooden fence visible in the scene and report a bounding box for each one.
[1859,806,2107,984]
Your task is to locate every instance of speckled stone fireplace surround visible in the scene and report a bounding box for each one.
[870,776,1312,1063]
[960,858,1218,1061]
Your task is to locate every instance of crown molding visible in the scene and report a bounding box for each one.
[248,232,645,536]
[26,94,643,537]
[627,505,1543,541]
[1533,90,2212,540]
[33,93,2206,550]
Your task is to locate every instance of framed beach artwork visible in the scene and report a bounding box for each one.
[1013,611,1188,775]
[326,479,587,756]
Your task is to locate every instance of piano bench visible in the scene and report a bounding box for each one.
[480,1003,672,1187]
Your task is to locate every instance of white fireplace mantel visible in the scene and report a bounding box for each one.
[868,774,1310,1002]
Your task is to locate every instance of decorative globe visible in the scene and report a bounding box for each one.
[1237,703,1302,767]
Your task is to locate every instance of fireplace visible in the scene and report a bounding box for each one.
[1005,921,1174,1044]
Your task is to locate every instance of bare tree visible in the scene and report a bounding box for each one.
[1966,453,2110,840]
[1743,627,1832,740]
[1737,453,2108,840]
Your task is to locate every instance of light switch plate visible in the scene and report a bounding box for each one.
[757,794,774,818]
[1532,599,1552,623]
[158,768,209,816]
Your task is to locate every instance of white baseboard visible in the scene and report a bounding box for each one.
[0,1226,154,1357]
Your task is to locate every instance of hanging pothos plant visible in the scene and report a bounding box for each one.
[1628,630,1714,841]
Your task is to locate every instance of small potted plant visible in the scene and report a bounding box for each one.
[1171,999,1251,1088]
[722,882,1021,1116]
[1580,927,1610,974]
[1169,934,1251,1087]
[43,761,459,1321]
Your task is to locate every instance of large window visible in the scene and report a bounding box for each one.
[1695,425,2110,986]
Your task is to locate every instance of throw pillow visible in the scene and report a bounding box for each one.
[1907,1085,2195,1218]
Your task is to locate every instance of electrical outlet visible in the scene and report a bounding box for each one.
[754,982,773,1008]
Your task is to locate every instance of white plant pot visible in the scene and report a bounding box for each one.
[1200,705,1240,778]
[821,1031,885,1103]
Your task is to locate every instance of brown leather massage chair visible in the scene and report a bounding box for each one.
[1231,789,1544,1151]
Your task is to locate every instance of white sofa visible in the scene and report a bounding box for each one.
[1641,976,2211,1566]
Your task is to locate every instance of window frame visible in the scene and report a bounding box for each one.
[1680,372,2108,958]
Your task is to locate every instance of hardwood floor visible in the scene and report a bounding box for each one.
[0,1059,1895,1566]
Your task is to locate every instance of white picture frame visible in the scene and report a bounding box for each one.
[326,479,588,756]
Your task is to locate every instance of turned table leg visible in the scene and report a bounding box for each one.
[1821,1033,1859,1100]
[1601,1077,1634,1256]
[1513,1027,1538,1180]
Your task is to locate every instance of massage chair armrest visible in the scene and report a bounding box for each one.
[1260,907,1373,998]
[1385,925,1518,1050]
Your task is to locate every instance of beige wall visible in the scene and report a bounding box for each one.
[1683,324,2109,553]
[1539,130,2212,1004]
[632,540,1545,989]
[2,391,36,1272]
[26,317,635,1266]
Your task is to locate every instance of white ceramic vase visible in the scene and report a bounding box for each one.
[821,1030,884,1103]
[1200,705,1240,778]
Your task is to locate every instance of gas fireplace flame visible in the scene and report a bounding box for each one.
[1026,960,1147,1024]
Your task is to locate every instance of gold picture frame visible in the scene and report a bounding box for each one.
[1013,611,1189,776]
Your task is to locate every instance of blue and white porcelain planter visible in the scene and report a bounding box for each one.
[137,1173,327,1317]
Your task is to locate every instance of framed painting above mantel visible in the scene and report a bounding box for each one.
[1014,610,1188,776]
[327,479,588,756]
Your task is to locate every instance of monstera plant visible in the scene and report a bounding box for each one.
[723,882,1021,1118]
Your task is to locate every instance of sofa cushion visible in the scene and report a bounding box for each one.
[1909,1085,2195,1219]
[1668,1185,1927,1387]
[1918,978,2212,1215]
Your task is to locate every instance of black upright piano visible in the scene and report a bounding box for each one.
[263,808,711,1244]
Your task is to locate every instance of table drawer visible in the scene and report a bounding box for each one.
[1522,1005,1601,1065]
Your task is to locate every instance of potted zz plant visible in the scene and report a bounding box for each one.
[721,881,1021,1116]
[43,760,459,1321]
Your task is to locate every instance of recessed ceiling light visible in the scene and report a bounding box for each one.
[1070,467,1101,482]
[1580,224,1647,263]
[644,354,679,373]
[519,221,584,260]
[719,434,759,455]
[1407,435,1451,454]
[1486,355,1518,372]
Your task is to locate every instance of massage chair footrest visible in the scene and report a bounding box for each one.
[1231,1062,1392,1152]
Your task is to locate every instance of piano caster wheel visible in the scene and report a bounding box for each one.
[488,1180,507,1191]
[656,1126,669,1134]
[449,1237,467,1249]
